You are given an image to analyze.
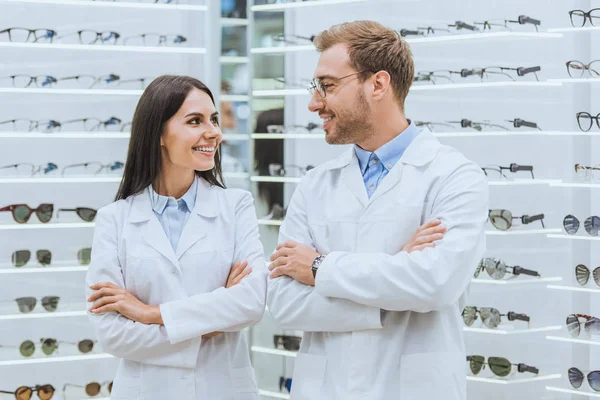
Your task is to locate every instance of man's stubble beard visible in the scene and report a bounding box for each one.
[325,89,375,145]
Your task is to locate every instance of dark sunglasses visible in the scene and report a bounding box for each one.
[0,204,53,224]
[488,209,545,231]
[11,247,91,268]
[475,258,540,280]
[569,367,600,392]
[467,355,539,377]
[566,314,600,337]
[273,335,301,351]
[279,377,292,393]
[62,381,112,397]
[15,296,59,313]
[563,214,600,236]
[57,207,97,222]
[575,264,600,287]
[0,338,94,357]
[462,306,530,329]
[0,384,55,400]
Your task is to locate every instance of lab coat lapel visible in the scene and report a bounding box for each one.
[175,178,217,260]
[340,149,369,207]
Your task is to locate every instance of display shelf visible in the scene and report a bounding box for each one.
[0,132,131,139]
[486,179,560,187]
[485,228,561,236]
[464,326,561,335]
[219,56,250,64]
[0,0,207,10]
[545,131,600,137]
[224,172,250,179]
[0,177,121,184]
[0,310,87,321]
[252,89,307,97]
[0,266,88,274]
[0,223,95,231]
[547,284,600,293]
[434,131,548,138]
[257,219,283,226]
[250,176,302,183]
[548,27,600,33]
[471,277,561,285]
[550,182,600,188]
[467,374,561,385]
[258,389,289,400]
[222,134,250,141]
[251,133,325,140]
[220,18,249,26]
[549,78,600,84]
[221,95,250,102]
[546,386,600,397]
[251,44,314,54]
[411,81,562,91]
[0,353,113,367]
[407,31,562,44]
[547,234,600,241]
[251,346,297,358]
[251,0,366,11]
[0,42,207,54]
[546,336,600,346]
[0,88,142,96]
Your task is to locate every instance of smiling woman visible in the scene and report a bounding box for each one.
[85,75,267,400]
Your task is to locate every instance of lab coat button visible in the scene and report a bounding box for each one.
[171,268,177,274]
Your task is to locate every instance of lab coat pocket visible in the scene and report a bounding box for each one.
[111,360,141,400]
[290,353,326,400]
[231,366,259,394]
[399,352,465,400]
[309,221,357,253]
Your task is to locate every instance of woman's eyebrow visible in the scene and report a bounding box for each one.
[184,111,219,118]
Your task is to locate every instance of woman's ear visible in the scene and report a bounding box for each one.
[371,70,392,101]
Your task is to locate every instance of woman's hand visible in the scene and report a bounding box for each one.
[202,260,252,339]
[88,282,160,324]
[402,219,446,253]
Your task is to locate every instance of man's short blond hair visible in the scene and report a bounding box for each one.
[313,20,414,110]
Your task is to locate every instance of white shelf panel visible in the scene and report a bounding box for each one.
[0,310,86,320]
[467,374,561,385]
[258,389,289,400]
[258,219,283,226]
[224,172,250,179]
[0,222,95,230]
[0,266,88,274]
[222,134,249,141]
[0,0,207,10]
[547,234,600,241]
[407,32,562,45]
[487,179,560,186]
[547,336,600,346]
[547,284,600,293]
[0,88,142,96]
[220,18,249,26]
[0,353,113,366]
[251,0,366,11]
[464,326,561,335]
[411,81,562,91]
[547,386,600,397]
[550,182,600,188]
[486,228,561,236]
[549,78,600,84]
[545,131,600,136]
[0,42,206,54]
[252,133,325,140]
[253,89,307,97]
[250,176,301,183]
[0,177,121,184]
[471,277,561,285]
[251,45,314,54]
[0,132,130,139]
[251,346,297,358]
[219,56,249,64]
[435,131,547,138]
[548,27,600,33]
[221,95,250,102]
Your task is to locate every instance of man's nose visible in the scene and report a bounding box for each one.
[308,92,324,113]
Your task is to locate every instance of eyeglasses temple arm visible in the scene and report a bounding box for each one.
[521,213,545,226]
[517,66,541,76]
[512,266,540,277]
[507,311,530,322]
[0,206,11,212]
[0,390,14,394]
[517,363,539,374]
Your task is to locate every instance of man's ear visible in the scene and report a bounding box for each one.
[371,70,392,101]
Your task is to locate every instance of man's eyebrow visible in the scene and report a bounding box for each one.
[315,74,337,81]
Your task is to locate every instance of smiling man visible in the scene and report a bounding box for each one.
[266,21,489,400]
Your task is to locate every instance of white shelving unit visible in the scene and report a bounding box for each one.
[485,228,561,236]
[257,219,283,227]
[547,234,600,242]
[0,311,87,321]
[250,176,302,183]
[0,42,207,54]
[251,0,366,11]
[551,182,600,188]
[471,277,561,285]
[547,27,600,33]
[0,266,88,274]
[258,389,290,400]
[0,0,207,10]
[467,374,561,385]
[0,223,95,231]
[0,353,113,367]
[547,285,600,293]
[546,336,600,346]
[546,386,600,397]
[0,88,143,96]
[252,133,325,140]
[0,132,130,139]
[251,346,297,358]
[486,179,560,187]
[464,326,562,335]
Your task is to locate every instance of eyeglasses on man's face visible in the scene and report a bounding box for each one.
[307,70,372,98]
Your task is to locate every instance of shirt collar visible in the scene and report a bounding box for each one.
[150,177,198,215]
[354,120,420,174]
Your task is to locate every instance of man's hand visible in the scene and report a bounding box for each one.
[88,282,161,324]
[268,241,319,286]
[403,219,446,253]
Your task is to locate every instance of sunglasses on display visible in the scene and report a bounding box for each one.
[62,381,113,397]
[272,34,315,45]
[266,122,322,134]
[273,335,301,351]
[569,9,600,28]
[462,306,530,329]
[575,164,600,181]
[566,314,600,338]
[268,163,314,178]
[569,367,600,392]
[481,163,535,180]
[0,203,53,224]
[467,355,539,377]
[57,207,97,222]
[563,214,600,236]
[279,377,292,393]
[566,60,600,79]
[0,384,55,400]
[0,27,56,43]
[0,163,58,177]
[307,70,372,98]
[262,204,287,221]
[576,112,600,132]
[488,209,545,231]
[575,264,600,287]
[61,161,125,176]
[11,247,91,268]
[15,296,59,313]
[475,258,540,280]
[0,338,95,357]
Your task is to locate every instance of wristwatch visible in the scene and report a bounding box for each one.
[312,254,326,278]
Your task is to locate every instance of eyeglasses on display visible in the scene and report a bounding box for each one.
[467,355,539,377]
[488,209,545,231]
[475,258,540,280]
[462,306,530,329]
[0,384,55,400]
[15,296,59,313]
[11,247,91,268]
[0,203,53,224]
[563,214,600,236]
[481,163,535,180]
[569,367,600,392]
[566,314,600,337]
